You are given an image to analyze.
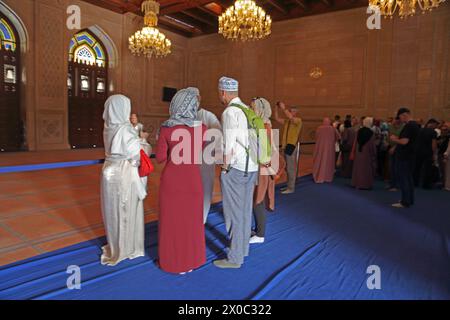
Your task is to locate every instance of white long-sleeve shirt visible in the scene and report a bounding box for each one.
[197,108,222,130]
[221,97,258,173]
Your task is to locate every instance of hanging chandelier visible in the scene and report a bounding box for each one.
[218,0,272,41]
[369,0,446,19]
[128,0,171,58]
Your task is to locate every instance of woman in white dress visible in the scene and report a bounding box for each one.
[101,94,151,266]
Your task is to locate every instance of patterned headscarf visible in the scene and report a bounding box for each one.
[162,88,200,127]
[187,87,200,96]
[252,97,272,124]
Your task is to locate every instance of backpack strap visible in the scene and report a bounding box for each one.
[229,103,250,177]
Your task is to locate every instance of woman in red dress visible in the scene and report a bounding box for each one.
[156,88,207,274]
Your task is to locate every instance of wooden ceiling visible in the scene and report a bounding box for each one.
[82,0,368,37]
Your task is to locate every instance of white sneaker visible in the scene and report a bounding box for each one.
[391,202,406,208]
[281,189,294,194]
[249,235,265,244]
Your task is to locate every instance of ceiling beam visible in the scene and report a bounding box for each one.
[169,12,209,32]
[292,0,310,11]
[103,0,140,13]
[264,0,289,15]
[181,9,218,27]
[160,0,186,7]
[160,0,215,15]
[158,20,193,37]
[197,5,220,17]
[159,15,203,34]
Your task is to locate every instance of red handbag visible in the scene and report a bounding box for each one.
[138,149,154,177]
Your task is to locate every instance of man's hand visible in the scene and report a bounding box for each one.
[390,134,398,143]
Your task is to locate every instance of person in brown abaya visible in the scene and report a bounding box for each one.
[313,118,341,183]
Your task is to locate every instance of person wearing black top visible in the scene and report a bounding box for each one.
[390,108,421,208]
[413,119,439,189]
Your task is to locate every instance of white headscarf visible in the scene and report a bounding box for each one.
[162,88,200,128]
[103,94,141,159]
[252,97,272,124]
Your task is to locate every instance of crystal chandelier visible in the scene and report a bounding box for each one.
[129,0,171,58]
[369,0,446,19]
[218,0,272,41]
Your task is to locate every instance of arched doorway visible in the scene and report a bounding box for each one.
[0,12,22,152]
[68,30,108,149]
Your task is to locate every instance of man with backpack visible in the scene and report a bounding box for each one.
[213,76,259,269]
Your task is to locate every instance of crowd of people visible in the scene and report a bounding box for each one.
[312,109,450,208]
[99,75,450,276]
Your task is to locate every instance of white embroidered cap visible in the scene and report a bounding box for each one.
[218,76,239,92]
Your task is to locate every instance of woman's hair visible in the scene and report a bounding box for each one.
[363,117,373,128]
[344,119,352,128]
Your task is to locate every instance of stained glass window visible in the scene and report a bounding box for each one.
[69,31,106,67]
[0,18,17,52]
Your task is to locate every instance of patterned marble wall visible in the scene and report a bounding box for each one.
[2,1,449,151]
[188,5,450,147]
[2,0,189,150]
[35,0,67,150]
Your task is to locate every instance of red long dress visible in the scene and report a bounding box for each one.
[156,124,207,274]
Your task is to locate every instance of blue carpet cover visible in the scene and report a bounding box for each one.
[0,176,449,300]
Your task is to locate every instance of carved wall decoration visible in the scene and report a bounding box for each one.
[309,67,323,79]
[38,4,64,100]
[38,113,64,144]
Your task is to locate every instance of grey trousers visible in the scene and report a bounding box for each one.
[221,167,257,265]
[285,148,299,191]
[200,162,216,224]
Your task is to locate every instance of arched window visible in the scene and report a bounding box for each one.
[68,30,108,149]
[0,16,17,51]
[0,13,22,152]
[69,31,106,67]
